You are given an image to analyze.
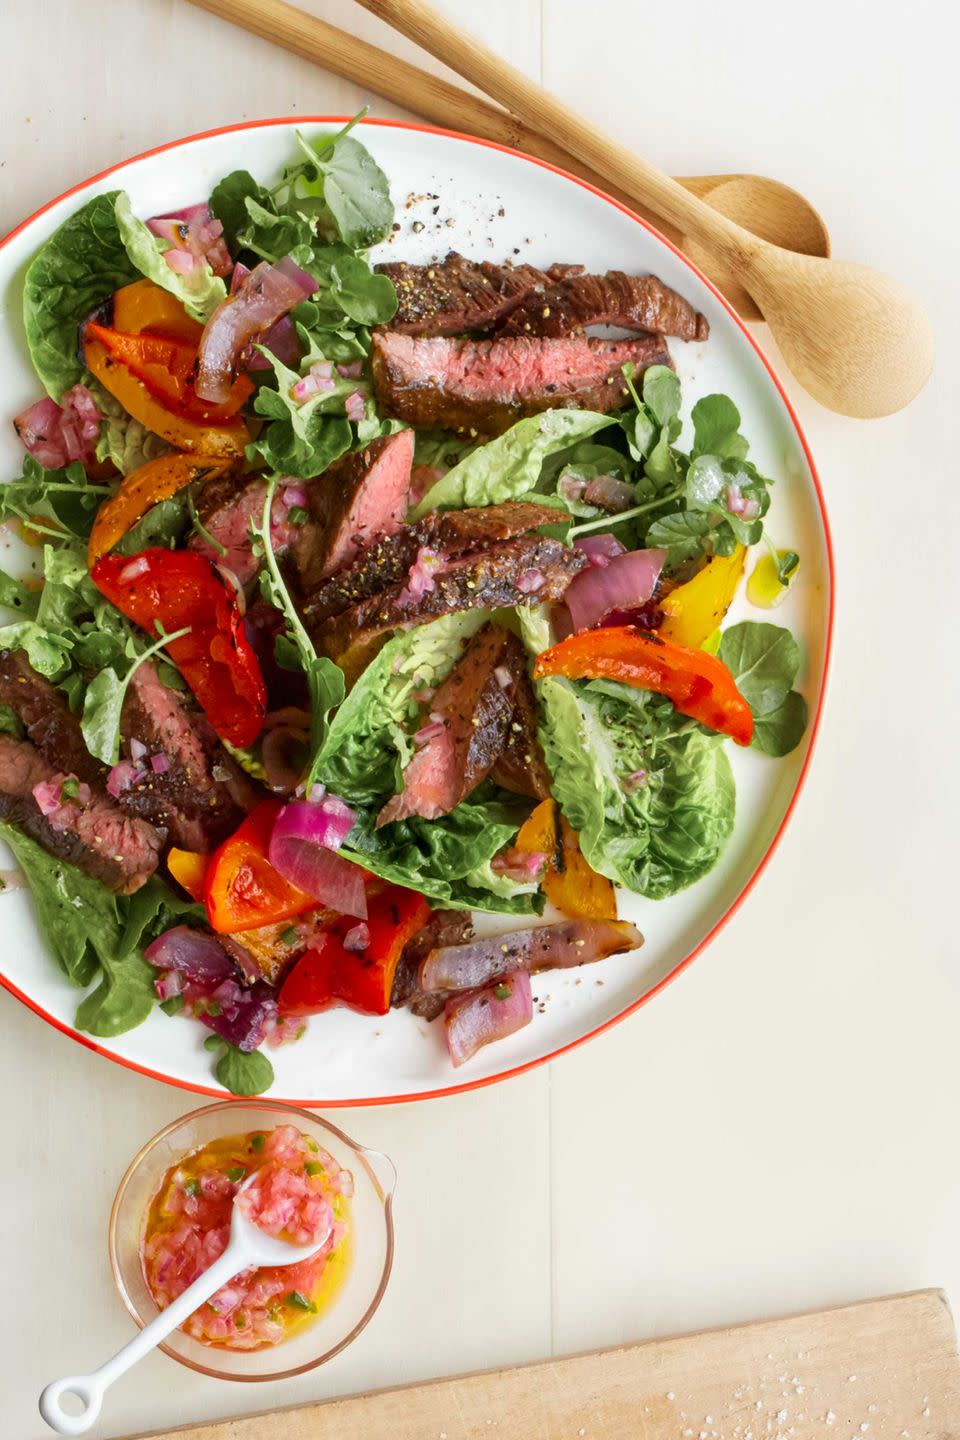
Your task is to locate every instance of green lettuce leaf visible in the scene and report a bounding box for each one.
[317,613,538,913]
[718,621,808,757]
[23,191,138,398]
[92,380,170,474]
[410,410,616,518]
[536,677,736,899]
[114,192,227,323]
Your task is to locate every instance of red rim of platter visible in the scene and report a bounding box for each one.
[0,115,835,1106]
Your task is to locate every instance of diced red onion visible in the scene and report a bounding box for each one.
[106,759,146,798]
[145,926,236,983]
[309,360,333,380]
[32,779,63,816]
[517,569,545,595]
[584,475,635,512]
[565,548,665,633]
[14,384,102,468]
[342,923,370,953]
[726,482,759,520]
[573,534,627,568]
[399,546,441,605]
[344,390,366,422]
[118,556,150,585]
[215,563,246,615]
[150,752,170,774]
[413,720,446,747]
[444,970,533,1067]
[493,665,513,689]
[268,799,366,918]
[75,782,92,805]
[292,372,335,403]
[336,361,363,379]
[196,257,318,403]
[147,202,232,278]
[154,969,183,1002]
[281,484,308,509]
[491,849,548,883]
[557,471,588,505]
[622,769,648,793]
[129,738,148,763]
[203,982,277,1052]
[307,783,327,804]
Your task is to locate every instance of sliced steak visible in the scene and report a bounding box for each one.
[378,253,707,342]
[378,252,546,336]
[189,470,299,583]
[313,536,587,665]
[301,500,564,629]
[119,661,256,852]
[377,623,516,828]
[0,734,161,893]
[489,631,552,801]
[0,649,104,788]
[288,430,413,591]
[371,331,672,436]
[498,270,708,341]
[391,909,474,1019]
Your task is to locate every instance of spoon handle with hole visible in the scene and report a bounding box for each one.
[39,1246,246,1435]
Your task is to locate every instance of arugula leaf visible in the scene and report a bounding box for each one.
[81,624,191,765]
[691,394,750,460]
[750,689,808,757]
[411,410,615,518]
[253,475,344,786]
[209,169,272,252]
[115,193,227,323]
[0,620,72,678]
[23,191,138,398]
[718,621,800,715]
[536,677,736,899]
[0,570,40,619]
[294,128,393,249]
[0,458,105,541]
[718,621,808,757]
[208,1040,275,1097]
[116,497,189,554]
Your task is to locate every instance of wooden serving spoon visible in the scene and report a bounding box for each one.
[355,0,934,417]
[186,0,829,320]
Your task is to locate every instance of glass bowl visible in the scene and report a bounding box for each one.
[109,1100,395,1381]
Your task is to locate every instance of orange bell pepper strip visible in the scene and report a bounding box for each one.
[278,886,431,1017]
[512,798,617,921]
[83,322,253,421]
[87,452,235,566]
[167,847,208,902]
[84,336,249,458]
[112,278,205,344]
[534,626,754,746]
[204,800,317,935]
[91,548,266,748]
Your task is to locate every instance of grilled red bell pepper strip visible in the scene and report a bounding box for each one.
[204,800,317,934]
[533,625,754,746]
[91,549,266,748]
[82,322,253,421]
[278,886,432,1017]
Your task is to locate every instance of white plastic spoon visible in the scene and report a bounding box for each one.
[39,1173,333,1435]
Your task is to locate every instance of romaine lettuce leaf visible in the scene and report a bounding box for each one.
[410,410,616,518]
[23,191,138,398]
[536,677,736,899]
[317,613,539,913]
[114,193,227,323]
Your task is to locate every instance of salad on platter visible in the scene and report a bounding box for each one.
[0,116,808,1094]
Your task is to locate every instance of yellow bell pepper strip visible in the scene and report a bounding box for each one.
[534,626,754,747]
[87,452,236,565]
[112,278,204,345]
[84,334,249,458]
[511,798,617,921]
[658,545,745,649]
[167,846,208,902]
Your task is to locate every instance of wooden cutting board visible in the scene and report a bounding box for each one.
[123,1290,959,1440]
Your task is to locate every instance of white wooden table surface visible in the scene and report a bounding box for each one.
[1,2,957,1436]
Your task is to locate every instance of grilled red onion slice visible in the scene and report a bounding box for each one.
[268,798,366,918]
[444,970,533,1067]
[196,257,318,404]
[145,926,236,984]
[564,547,665,633]
[573,534,626,568]
[583,475,636,512]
